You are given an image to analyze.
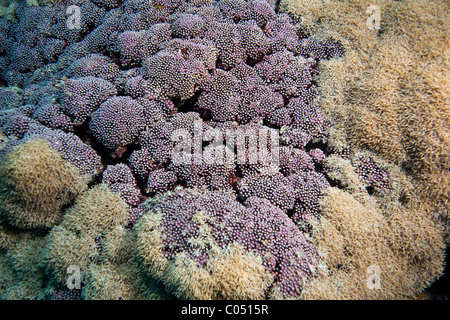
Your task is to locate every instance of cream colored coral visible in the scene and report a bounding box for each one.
[0,139,87,229]
[301,187,445,300]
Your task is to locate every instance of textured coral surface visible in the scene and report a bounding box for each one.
[281,0,449,299]
[0,0,447,300]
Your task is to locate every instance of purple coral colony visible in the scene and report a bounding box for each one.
[0,0,391,300]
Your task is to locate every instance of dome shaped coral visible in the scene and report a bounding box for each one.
[0,138,87,229]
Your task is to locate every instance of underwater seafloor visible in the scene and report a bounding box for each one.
[0,0,448,300]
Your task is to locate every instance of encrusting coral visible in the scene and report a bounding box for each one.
[0,0,19,22]
[303,144,447,299]
[300,187,445,300]
[0,0,447,300]
[281,0,450,238]
[43,184,128,283]
[0,235,47,299]
[0,138,87,229]
[42,183,170,300]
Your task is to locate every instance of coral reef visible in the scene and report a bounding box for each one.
[0,138,87,229]
[42,183,169,299]
[300,187,445,299]
[135,188,318,299]
[281,0,450,238]
[0,0,447,301]
[278,0,449,298]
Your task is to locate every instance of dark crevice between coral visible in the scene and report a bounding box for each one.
[426,245,450,299]
[89,170,104,188]
[304,139,327,153]
[324,175,341,189]
[365,185,374,196]
[107,50,130,70]
[59,197,79,217]
[285,207,296,221]
[175,90,201,114]
[275,0,282,13]
[246,55,266,67]
[0,218,50,244]
[294,212,316,235]
[304,138,328,172]
[107,143,139,166]
[281,94,293,106]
